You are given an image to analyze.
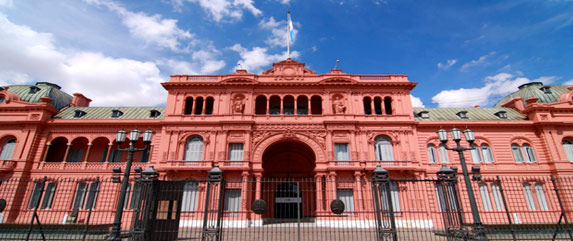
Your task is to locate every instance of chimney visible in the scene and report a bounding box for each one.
[71,93,92,107]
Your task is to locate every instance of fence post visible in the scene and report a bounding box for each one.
[436,165,466,241]
[495,176,516,241]
[372,165,397,241]
[550,175,573,240]
[202,166,224,241]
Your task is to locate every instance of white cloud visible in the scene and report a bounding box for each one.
[0,0,13,8]
[312,46,318,52]
[431,73,558,108]
[259,17,298,47]
[0,13,167,106]
[563,79,573,85]
[460,51,496,71]
[230,44,300,73]
[278,0,292,4]
[410,95,424,107]
[437,59,457,70]
[186,0,262,22]
[160,45,226,75]
[85,0,193,52]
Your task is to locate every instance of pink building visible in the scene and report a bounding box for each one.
[1,59,573,238]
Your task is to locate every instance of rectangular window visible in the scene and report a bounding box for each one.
[481,146,494,163]
[224,189,241,212]
[435,184,459,211]
[40,183,57,209]
[427,145,438,164]
[523,145,537,163]
[140,148,150,163]
[490,184,504,211]
[380,183,400,212]
[28,183,43,209]
[72,183,88,210]
[109,149,122,163]
[512,145,524,163]
[534,184,549,210]
[523,184,536,210]
[181,182,199,212]
[84,182,99,209]
[334,143,350,161]
[337,189,355,212]
[478,184,492,211]
[471,148,482,163]
[123,184,131,210]
[130,183,142,210]
[228,143,244,161]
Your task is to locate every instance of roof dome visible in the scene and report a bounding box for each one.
[494,82,571,107]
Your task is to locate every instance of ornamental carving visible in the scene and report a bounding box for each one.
[231,94,245,114]
[332,95,346,114]
[252,129,327,149]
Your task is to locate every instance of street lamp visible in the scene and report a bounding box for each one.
[437,127,487,241]
[108,128,154,241]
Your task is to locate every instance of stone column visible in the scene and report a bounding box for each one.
[354,171,364,212]
[328,172,337,203]
[63,143,71,163]
[280,96,284,115]
[315,173,324,212]
[83,143,92,162]
[370,97,374,115]
[41,143,51,162]
[105,143,113,163]
[294,97,298,115]
[255,173,262,200]
[241,172,249,218]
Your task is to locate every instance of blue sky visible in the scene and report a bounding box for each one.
[0,0,571,107]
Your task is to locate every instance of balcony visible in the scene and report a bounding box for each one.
[0,160,16,172]
[327,160,420,171]
[37,161,149,171]
[218,160,250,171]
[159,160,213,171]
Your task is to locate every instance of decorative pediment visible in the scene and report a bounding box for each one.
[262,59,316,80]
[220,77,258,84]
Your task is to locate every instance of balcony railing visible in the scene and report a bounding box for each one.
[0,160,16,171]
[328,160,416,170]
[160,160,213,171]
[38,161,149,170]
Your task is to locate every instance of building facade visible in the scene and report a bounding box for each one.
[1,59,573,229]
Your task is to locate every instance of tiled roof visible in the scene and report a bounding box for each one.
[54,107,165,119]
[494,83,570,107]
[6,82,72,110]
[413,107,526,121]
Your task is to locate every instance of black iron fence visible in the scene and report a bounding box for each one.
[1,170,573,240]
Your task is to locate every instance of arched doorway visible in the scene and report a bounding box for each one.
[261,141,316,221]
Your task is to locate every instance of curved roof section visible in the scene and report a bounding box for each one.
[494,82,570,107]
[54,107,165,119]
[413,107,525,121]
[3,82,72,110]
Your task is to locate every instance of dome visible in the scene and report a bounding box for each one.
[494,82,571,107]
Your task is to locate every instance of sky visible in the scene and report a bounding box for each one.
[0,0,571,107]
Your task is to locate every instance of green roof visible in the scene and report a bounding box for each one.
[6,82,72,110]
[54,107,165,119]
[413,107,526,121]
[494,82,570,107]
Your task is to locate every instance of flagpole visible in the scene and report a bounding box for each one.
[287,11,290,59]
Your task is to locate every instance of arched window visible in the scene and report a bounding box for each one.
[205,97,214,115]
[283,96,294,115]
[384,97,392,115]
[363,97,372,115]
[194,97,204,115]
[470,146,482,163]
[511,144,524,163]
[439,144,449,163]
[46,137,68,162]
[563,139,573,162]
[310,96,322,115]
[523,144,536,163]
[185,136,204,161]
[0,138,16,160]
[184,97,194,115]
[481,144,494,163]
[373,97,382,115]
[374,136,394,161]
[427,144,438,163]
[297,96,308,115]
[255,96,267,115]
[269,96,281,115]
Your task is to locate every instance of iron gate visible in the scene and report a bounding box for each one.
[128,166,465,241]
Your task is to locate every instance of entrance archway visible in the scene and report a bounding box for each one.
[262,141,315,177]
[261,141,316,220]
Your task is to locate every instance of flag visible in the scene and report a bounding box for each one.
[288,12,294,43]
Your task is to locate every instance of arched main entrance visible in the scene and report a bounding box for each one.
[261,141,316,221]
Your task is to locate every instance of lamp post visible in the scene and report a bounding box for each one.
[437,127,487,241]
[108,128,154,241]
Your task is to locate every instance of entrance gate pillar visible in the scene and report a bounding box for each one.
[315,173,325,212]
